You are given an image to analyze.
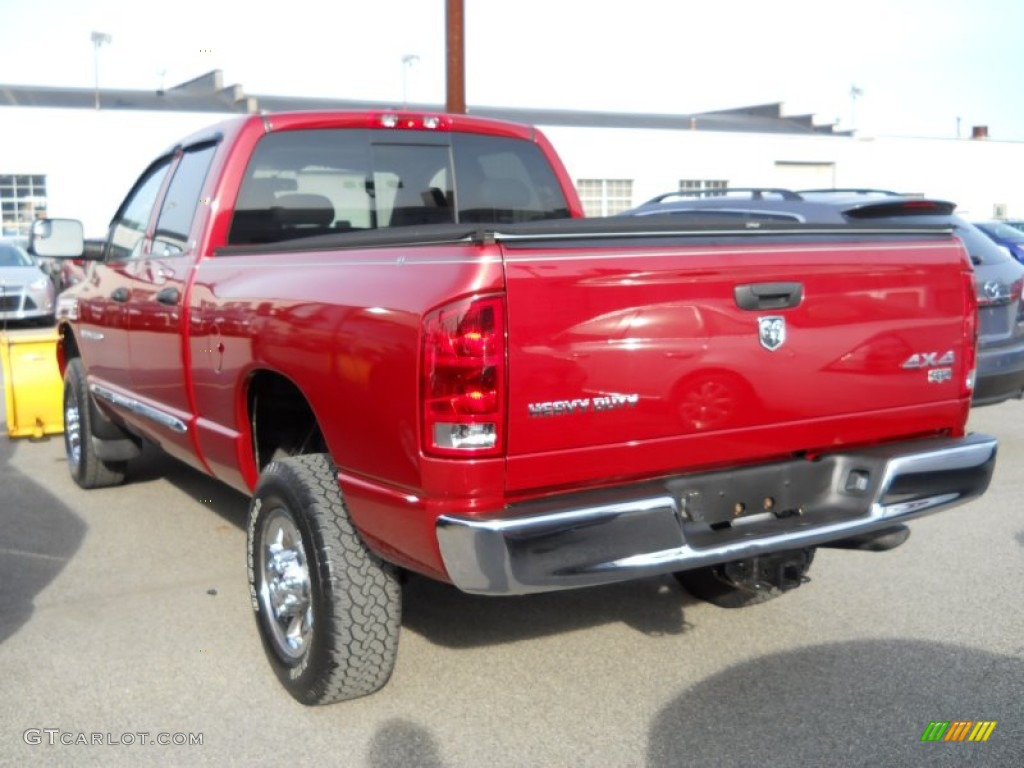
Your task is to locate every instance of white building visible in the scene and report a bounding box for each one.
[2,70,1021,237]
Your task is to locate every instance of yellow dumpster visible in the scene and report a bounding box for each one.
[0,329,64,438]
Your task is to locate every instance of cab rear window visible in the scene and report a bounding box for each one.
[228,129,570,246]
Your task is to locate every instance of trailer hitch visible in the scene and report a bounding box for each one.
[716,548,816,593]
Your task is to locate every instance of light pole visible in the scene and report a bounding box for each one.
[446,0,465,114]
[401,54,420,108]
[91,31,112,110]
[849,84,863,132]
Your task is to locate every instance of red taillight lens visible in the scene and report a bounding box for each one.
[962,269,979,397]
[1013,278,1024,325]
[422,295,505,456]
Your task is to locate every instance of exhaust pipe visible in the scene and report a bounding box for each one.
[820,524,910,552]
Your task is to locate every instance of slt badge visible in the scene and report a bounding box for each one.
[758,316,786,351]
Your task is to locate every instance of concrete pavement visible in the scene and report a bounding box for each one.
[1,352,1021,766]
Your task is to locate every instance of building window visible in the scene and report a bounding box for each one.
[577,179,633,217]
[678,179,728,196]
[0,175,48,237]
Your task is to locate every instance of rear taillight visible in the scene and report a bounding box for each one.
[976,277,1022,308]
[963,269,979,396]
[422,295,505,457]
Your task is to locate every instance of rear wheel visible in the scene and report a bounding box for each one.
[63,358,126,488]
[247,454,401,704]
[675,548,815,608]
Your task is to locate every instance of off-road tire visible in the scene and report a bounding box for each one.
[63,357,126,488]
[247,454,401,704]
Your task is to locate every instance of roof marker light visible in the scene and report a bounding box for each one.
[381,114,399,128]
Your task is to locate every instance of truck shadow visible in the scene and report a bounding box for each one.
[647,638,1023,766]
[401,572,698,647]
[125,442,250,526]
[0,437,87,647]
[121,446,702,646]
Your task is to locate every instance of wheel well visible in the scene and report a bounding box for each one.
[58,323,80,374]
[248,371,327,472]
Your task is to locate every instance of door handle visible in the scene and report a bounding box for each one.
[734,282,803,311]
[111,287,129,303]
[155,287,180,306]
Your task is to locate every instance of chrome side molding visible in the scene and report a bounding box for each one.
[90,384,188,434]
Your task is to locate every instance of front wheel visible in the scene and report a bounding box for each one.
[247,454,401,704]
[63,358,126,488]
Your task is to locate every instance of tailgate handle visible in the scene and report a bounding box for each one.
[734,282,803,311]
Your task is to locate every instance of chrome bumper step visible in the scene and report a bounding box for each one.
[437,434,997,595]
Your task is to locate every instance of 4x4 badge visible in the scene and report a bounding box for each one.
[758,316,786,351]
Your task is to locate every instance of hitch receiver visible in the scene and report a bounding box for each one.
[718,548,816,593]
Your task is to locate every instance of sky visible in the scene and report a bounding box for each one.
[2,0,1023,140]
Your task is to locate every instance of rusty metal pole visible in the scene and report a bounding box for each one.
[446,0,466,114]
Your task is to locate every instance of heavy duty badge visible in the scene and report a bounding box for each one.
[758,316,786,351]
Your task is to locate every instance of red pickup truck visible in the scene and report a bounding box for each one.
[32,111,997,705]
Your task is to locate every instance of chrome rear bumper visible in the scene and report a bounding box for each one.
[436,434,997,595]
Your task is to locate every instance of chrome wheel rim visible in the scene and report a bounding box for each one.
[257,507,313,661]
[65,388,82,472]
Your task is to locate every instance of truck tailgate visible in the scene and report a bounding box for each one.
[501,229,972,493]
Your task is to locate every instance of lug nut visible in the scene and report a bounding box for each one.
[763,496,775,510]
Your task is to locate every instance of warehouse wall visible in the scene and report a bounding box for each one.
[541,124,1024,218]
[3,105,1023,238]
[0,108,231,236]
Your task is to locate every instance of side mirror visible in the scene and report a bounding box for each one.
[29,218,85,259]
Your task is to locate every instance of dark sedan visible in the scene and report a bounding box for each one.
[621,190,1024,407]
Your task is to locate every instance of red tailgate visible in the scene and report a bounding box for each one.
[501,231,973,494]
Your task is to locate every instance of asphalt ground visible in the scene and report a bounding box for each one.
[1,329,1022,767]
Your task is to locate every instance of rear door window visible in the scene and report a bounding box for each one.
[107,159,172,261]
[153,143,218,256]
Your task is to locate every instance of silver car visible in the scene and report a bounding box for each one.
[0,238,57,325]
